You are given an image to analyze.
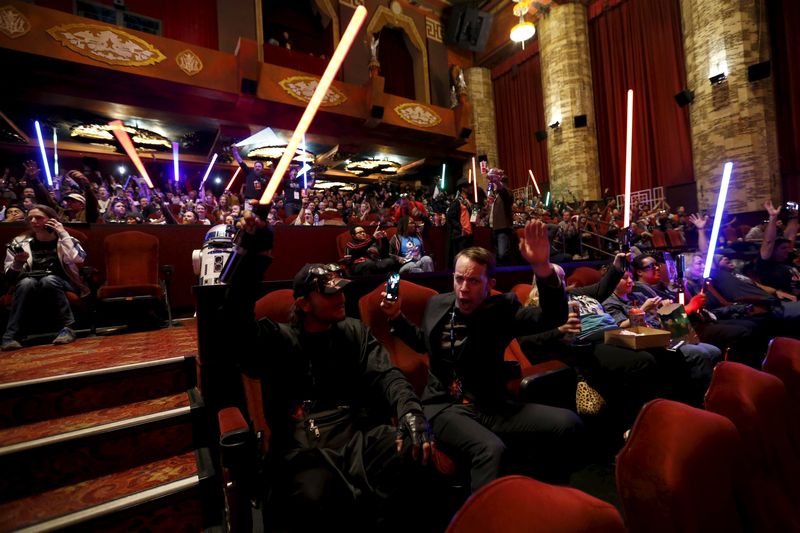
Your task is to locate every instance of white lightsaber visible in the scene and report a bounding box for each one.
[472,157,478,203]
[34,121,53,187]
[53,128,59,177]
[225,167,241,192]
[199,153,218,191]
[545,191,550,207]
[703,162,733,279]
[260,5,368,204]
[172,142,180,183]
[441,163,446,190]
[624,89,633,228]
[528,169,540,195]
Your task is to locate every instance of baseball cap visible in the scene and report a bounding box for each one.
[65,193,86,204]
[293,263,350,298]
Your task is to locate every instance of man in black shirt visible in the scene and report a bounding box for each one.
[230,144,267,209]
[756,200,799,297]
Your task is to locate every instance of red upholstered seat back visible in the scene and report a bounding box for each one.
[100,230,159,292]
[446,475,625,533]
[650,229,668,248]
[510,283,532,306]
[763,336,800,449]
[359,280,436,395]
[566,266,601,288]
[616,399,748,533]
[336,230,351,258]
[704,362,800,529]
[254,289,295,323]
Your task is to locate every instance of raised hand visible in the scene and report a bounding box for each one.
[518,220,551,275]
[688,213,707,229]
[764,200,781,219]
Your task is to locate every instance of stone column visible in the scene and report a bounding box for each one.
[680,0,780,212]
[538,2,601,202]
[464,67,498,193]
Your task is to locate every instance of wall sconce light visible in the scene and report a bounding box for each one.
[709,72,727,85]
[549,121,560,129]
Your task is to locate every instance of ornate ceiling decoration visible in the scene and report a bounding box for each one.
[0,5,30,38]
[393,103,442,128]
[46,23,166,66]
[278,76,347,107]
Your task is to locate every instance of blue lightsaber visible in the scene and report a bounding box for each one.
[172,142,180,183]
[703,162,733,279]
[34,121,53,187]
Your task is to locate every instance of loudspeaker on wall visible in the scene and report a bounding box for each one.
[748,61,771,82]
[573,115,587,128]
[534,130,547,141]
[674,89,694,107]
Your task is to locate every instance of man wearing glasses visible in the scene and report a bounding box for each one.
[221,213,434,532]
[380,221,582,492]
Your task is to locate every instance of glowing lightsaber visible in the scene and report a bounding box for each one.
[468,168,472,183]
[301,135,309,189]
[52,128,59,177]
[199,153,218,191]
[440,163,446,189]
[108,120,154,188]
[624,89,633,228]
[472,157,478,203]
[260,5,367,204]
[34,121,53,187]
[703,162,733,279]
[225,167,241,192]
[545,191,550,207]
[172,142,180,183]
[528,169,540,195]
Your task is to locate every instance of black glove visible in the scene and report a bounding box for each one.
[395,412,433,463]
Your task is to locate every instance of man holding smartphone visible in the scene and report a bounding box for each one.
[380,221,582,492]
[221,212,436,532]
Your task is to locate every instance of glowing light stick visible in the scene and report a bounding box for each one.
[624,89,633,228]
[440,163,446,190]
[703,162,733,279]
[545,191,550,207]
[199,153,218,191]
[225,167,241,192]
[172,142,180,183]
[472,157,478,203]
[34,121,53,187]
[468,168,472,183]
[53,128,59,177]
[301,135,309,189]
[260,5,367,204]
[108,120,154,188]
[528,169,540,195]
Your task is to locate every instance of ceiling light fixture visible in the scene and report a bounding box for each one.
[510,16,536,43]
[247,145,315,162]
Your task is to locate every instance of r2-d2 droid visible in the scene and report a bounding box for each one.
[192,224,236,285]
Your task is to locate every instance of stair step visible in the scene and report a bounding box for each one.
[0,448,214,533]
[0,389,205,502]
[0,356,196,428]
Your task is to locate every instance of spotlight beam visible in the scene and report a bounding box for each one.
[108,120,154,188]
[259,5,368,205]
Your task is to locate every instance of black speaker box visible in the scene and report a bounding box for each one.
[748,61,771,82]
[573,115,587,128]
[459,127,473,139]
[534,130,547,141]
[370,106,384,119]
[674,89,694,107]
[445,5,494,53]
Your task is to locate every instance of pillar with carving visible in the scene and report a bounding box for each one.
[538,2,601,203]
[680,0,780,212]
[464,67,498,193]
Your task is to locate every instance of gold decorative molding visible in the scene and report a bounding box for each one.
[394,103,442,128]
[279,76,347,107]
[0,5,30,39]
[315,0,339,49]
[176,49,203,76]
[367,5,431,103]
[46,23,166,66]
[425,17,443,43]
[339,0,365,7]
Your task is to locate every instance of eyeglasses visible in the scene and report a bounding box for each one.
[454,274,483,287]
[640,264,660,271]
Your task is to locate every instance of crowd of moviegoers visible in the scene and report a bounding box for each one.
[2,153,799,530]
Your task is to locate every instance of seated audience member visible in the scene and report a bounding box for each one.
[518,254,659,431]
[632,252,764,363]
[104,200,129,223]
[390,217,434,273]
[220,215,436,532]
[756,200,799,297]
[381,223,583,492]
[603,272,722,405]
[2,205,88,350]
[182,210,198,225]
[293,208,314,226]
[744,219,768,241]
[96,186,111,215]
[195,203,213,226]
[345,225,398,276]
[2,205,25,223]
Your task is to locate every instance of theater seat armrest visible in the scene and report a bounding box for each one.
[160,264,175,278]
[517,364,577,410]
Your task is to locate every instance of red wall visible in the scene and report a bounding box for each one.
[35,0,219,50]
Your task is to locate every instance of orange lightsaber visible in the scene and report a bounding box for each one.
[260,5,367,204]
[108,120,154,189]
[472,157,478,203]
[225,167,241,192]
[528,169,540,195]
[468,168,472,183]
[623,89,633,228]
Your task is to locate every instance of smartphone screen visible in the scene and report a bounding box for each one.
[385,272,400,301]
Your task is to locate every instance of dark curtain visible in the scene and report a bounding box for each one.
[492,47,549,191]
[589,0,693,195]
[767,0,800,200]
[379,27,415,100]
